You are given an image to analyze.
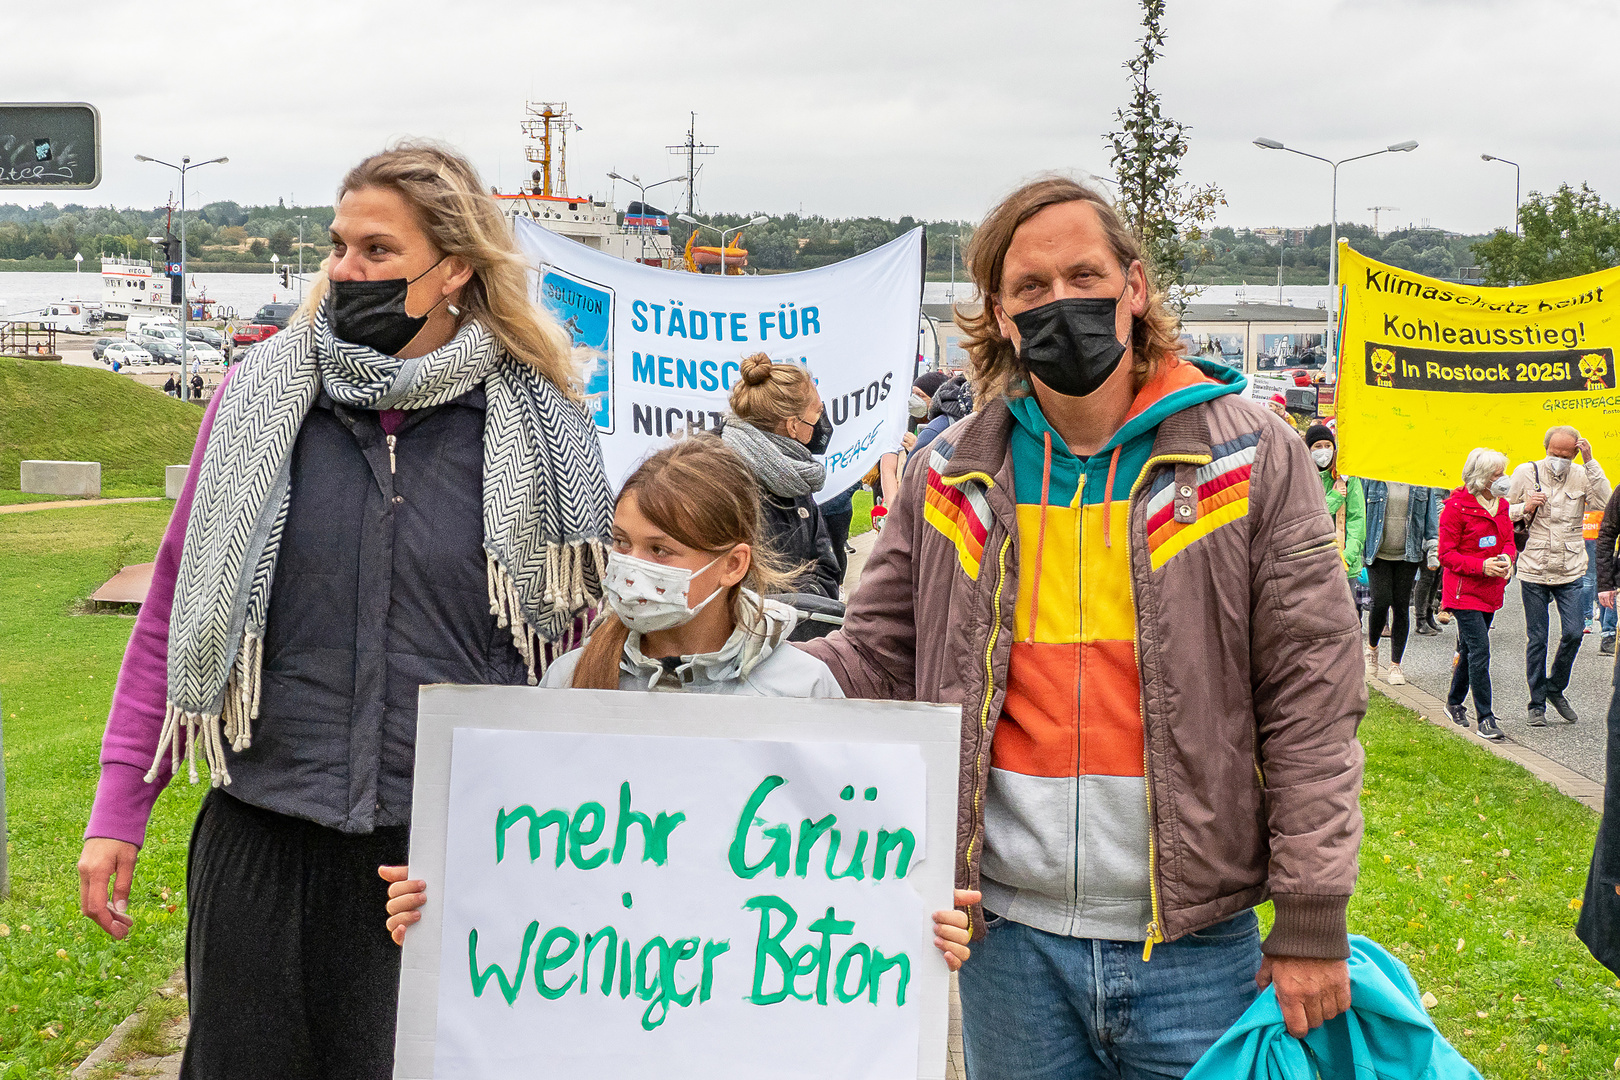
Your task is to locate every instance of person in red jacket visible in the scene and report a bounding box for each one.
[1439,447,1517,741]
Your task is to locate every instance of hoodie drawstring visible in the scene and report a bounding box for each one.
[1027,430,1053,644]
[1103,445,1122,548]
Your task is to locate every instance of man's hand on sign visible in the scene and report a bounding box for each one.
[933,889,981,971]
[902,430,918,453]
[1524,491,1549,512]
[1580,437,1594,462]
[1256,955,1352,1039]
[380,864,427,946]
[1602,590,1616,610]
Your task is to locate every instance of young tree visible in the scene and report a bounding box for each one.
[1474,182,1620,285]
[1105,0,1224,310]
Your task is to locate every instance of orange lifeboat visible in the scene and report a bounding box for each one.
[691,245,748,268]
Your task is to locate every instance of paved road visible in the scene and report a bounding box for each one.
[1379,578,1614,783]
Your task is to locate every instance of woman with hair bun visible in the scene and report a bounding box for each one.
[77,140,612,1077]
[720,353,842,598]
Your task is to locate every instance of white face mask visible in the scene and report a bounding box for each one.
[603,550,725,634]
[1490,476,1511,496]
[908,395,929,418]
[1311,447,1334,469]
[1546,456,1571,480]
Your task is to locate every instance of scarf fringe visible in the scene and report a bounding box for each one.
[146,632,265,789]
[487,541,604,684]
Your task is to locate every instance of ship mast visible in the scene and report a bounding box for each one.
[666,112,716,216]
[522,101,573,197]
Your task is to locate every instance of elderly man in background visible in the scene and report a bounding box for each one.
[1509,425,1611,726]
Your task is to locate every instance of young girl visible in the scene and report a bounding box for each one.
[381,436,977,968]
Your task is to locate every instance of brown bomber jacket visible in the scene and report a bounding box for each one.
[803,392,1366,959]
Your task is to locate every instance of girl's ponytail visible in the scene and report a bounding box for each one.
[570,613,632,690]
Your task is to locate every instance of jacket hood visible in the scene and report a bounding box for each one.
[1005,357,1244,455]
[620,590,799,690]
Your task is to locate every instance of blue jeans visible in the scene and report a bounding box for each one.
[1523,579,1586,707]
[1585,540,1619,637]
[959,910,1261,1080]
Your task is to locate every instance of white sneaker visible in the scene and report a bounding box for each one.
[1386,664,1406,686]
[1365,646,1379,677]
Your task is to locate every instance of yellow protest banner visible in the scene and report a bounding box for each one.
[1335,243,1620,488]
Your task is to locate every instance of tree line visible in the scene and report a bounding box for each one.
[0,200,335,264]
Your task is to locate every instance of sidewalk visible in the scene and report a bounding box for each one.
[0,496,163,515]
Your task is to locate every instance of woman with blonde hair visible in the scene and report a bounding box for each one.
[76,140,612,1077]
[720,352,842,598]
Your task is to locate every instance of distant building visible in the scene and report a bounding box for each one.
[1179,302,1330,378]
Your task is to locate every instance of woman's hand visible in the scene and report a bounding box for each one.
[1483,555,1512,579]
[1334,477,1348,497]
[932,889,981,971]
[78,838,139,940]
[380,865,427,946]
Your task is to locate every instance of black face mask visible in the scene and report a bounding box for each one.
[804,410,834,455]
[328,257,448,355]
[1012,293,1129,398]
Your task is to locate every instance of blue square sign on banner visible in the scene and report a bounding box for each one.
[540,267,615,434]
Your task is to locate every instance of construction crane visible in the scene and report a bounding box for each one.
[1367,206,1399,239]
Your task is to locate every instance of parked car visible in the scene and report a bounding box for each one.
[233,323,280,346]
[142,339,181,363]
[186,326,224,348]
[252,303,298,329]
[91,336,118,361]
[103,342,153,366]
[179,342,225,367]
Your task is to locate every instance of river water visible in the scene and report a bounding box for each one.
[0,270,305,323]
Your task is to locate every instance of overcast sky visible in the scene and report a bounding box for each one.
[16,0,1619,236]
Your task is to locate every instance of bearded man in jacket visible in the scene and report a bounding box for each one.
[802,176,1366,1077]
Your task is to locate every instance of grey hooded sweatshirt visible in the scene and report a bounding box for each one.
[543,592,843,697]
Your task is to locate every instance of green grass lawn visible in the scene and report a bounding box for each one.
[0,500,1615,1076]
[0,357,200,498]
[0,504,205,1078]
[1347,692,1613,1077]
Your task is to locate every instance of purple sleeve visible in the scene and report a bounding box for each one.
[84,370,233,847]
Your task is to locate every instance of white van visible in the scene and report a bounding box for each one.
[126,313,179,339]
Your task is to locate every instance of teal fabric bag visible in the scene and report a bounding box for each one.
[1184,936,1481,1080]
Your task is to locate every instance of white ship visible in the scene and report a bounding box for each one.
[491,102,681,269]
[100,255,178,319]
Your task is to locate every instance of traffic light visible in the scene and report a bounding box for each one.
[278,266,290,288]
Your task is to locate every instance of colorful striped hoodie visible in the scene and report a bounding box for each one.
[979,359,1245,940]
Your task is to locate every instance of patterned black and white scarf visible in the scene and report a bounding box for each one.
[152,308,612,787]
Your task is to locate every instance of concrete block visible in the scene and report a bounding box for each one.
[20,459,100,497]
[165,465,189,500]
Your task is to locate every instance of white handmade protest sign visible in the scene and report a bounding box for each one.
[514,217,925,501]
[393,686,960,1080]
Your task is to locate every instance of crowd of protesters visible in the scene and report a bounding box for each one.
[75,146,1620,1079]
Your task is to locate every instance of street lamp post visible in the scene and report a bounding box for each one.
[678,213,770,275]
[294,214,309,302]
[1252,137,1417,369]
[136,153,227,403]
[607,172,682,263]
[1481,154,1522,236]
